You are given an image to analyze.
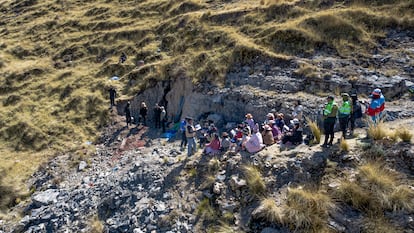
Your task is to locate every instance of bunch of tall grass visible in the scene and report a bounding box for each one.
[366,120,389,140]
[306,118,321,144]
[337,162,414,214]
[284,187,334,232]
[243,165,266,197]
[396,128,412,143]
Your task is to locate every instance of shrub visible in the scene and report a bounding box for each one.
[396,128,412,143]
[255,197,283,224]
[366,120,389,140]
[89,215,104,233]
[339,137,349,152]
[196,198,216,221]
[284,188,334,232]
[337,162,414,214]
[243,165,266,197]
[307,118,321,144]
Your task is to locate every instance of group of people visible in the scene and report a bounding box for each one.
[178,107,305,157]
[321,88,385,148]
[110,86,386,153]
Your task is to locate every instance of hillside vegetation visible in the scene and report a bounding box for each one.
[0,0,413,211]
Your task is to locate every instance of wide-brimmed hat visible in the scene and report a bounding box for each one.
[264,125,272,131]
[266,113,274,118]
[245,113,253,119]
[290,118,300,125]
[268,120,275,125]
[222,132,229,137]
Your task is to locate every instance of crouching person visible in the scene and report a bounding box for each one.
[282,119,303,145]
[204,133,221,155]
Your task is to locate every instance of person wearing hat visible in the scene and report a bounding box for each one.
[269,120,282,142]
[281,118,303,145]
[262,124,275,146]
[244,113,256,133]
[244,124,265,153]
[322,95,338,147]
[204,133,221,155]
[139,102,148,126]
[338,93,351,139]
[350,93,363,134]
[366,88,384,123]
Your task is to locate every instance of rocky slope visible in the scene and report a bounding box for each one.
[1,111,414,233]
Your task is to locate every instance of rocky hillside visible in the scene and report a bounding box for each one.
[0,0,414,232]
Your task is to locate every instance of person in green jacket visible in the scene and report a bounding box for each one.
[338,93,351,139]
[322,95,338,148]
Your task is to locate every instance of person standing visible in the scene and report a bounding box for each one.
[160,106,167,133]
[321,96,338,148]
[179,118,188,151]
[139,102,148,125]
[366,89,384,123]
[109,87,116,108]
[186,118,197,156]
[125,102,132,127]
[338,93,351,139]
[350,93,363,135]
[153,104,161,128]
[292,100,303,122]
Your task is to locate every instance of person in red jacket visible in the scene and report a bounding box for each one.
[204,133,221,155]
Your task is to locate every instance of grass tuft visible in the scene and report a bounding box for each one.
[307,118,321,144]
[339,137,349,152]
[89,215,104,233]
[284,187,334,232]
[396,128,412,143]
[366,120,389,140]
[337,162,414,214]
[255,197,284,224]
[196,198,216,221]
[243,165,266,197]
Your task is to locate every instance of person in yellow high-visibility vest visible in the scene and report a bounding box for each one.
[338,93,351,139]
[322,95,338,148]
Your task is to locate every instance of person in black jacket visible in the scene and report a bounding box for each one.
[125,102,132,127]
[139,102,148,126]
[350,93,363,135]
[153,104,161,128]
[109,87,116,108]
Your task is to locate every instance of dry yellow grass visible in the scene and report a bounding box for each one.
[366,120,390,140]
[396,127,413,143]
[306,118,321,144]
[196,198,216,221]
[337,162,414,214]
[339,137,350,152]
[284,187,334,232]
[0,0,412,214]
[243,165,266,197]
[256,197,284,224]
[89,215,104,233]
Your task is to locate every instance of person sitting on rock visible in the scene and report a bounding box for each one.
[244,113,256,133]
[282,118,303,145]
[220,132,231,152]
[244,125,265,153]
[262,124,274,146]
[275,113,286,132]
[269,120,282,142]
[204,133,221,155]
[264,113,275,124]
[198,122,209,149]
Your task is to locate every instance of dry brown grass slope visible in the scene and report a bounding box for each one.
[0,0,413,211]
